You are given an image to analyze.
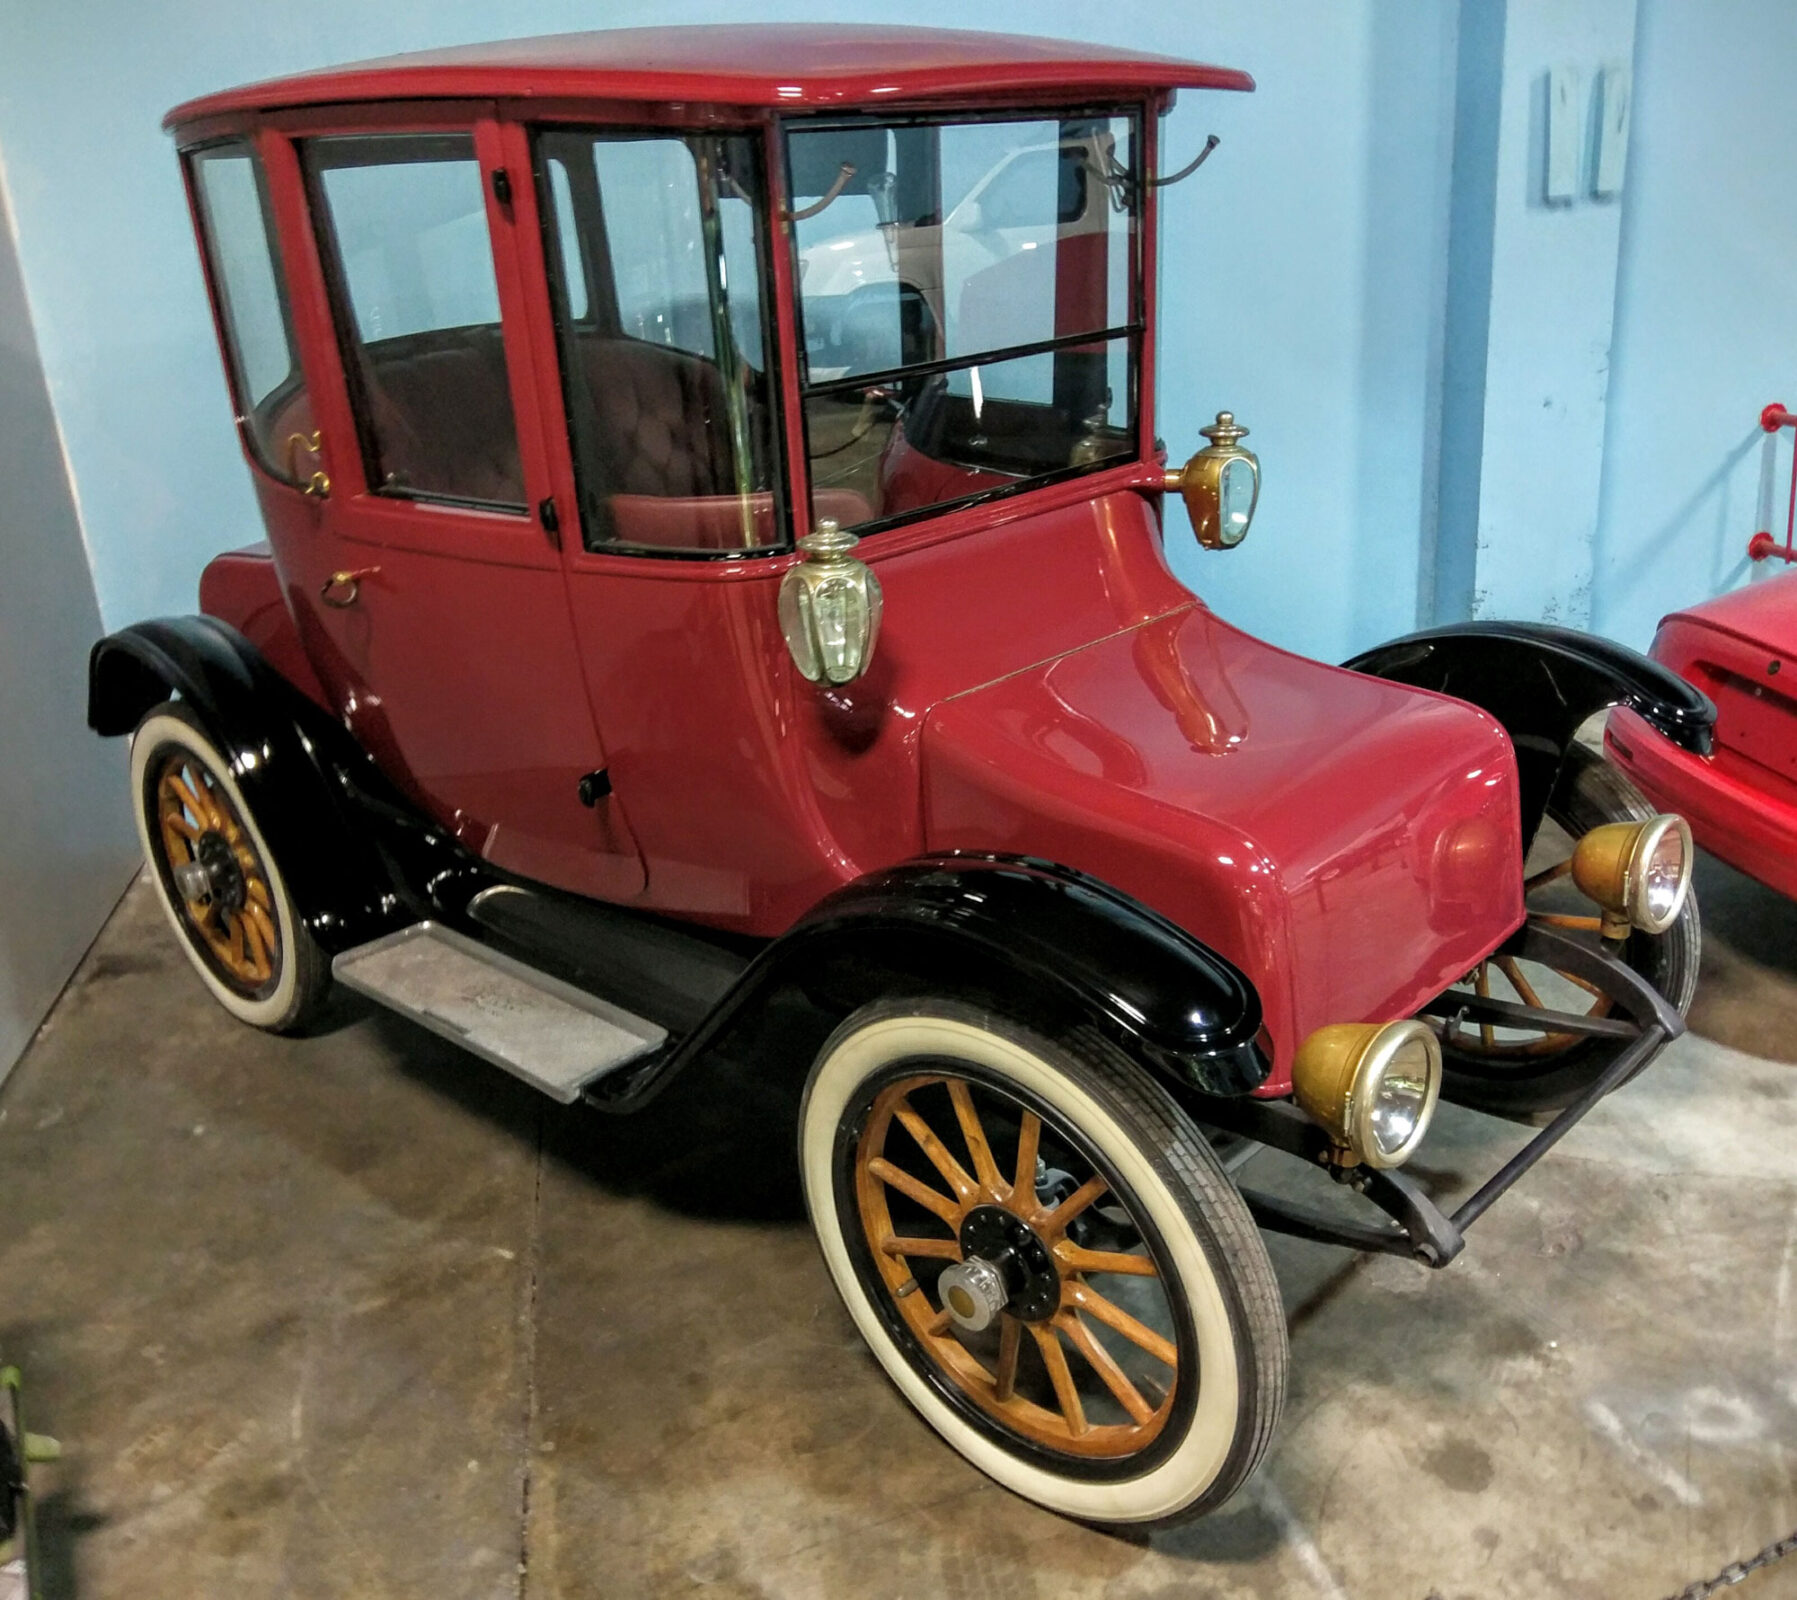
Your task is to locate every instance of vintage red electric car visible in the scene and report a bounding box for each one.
[89,27,1715,1527]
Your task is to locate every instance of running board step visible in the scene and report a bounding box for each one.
[332,923,667,1103]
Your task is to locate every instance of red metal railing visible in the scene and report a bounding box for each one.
[1748,402,1797,563]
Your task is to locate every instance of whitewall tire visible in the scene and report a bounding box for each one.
[799,999,1287,1527]
[129,703,328,1032]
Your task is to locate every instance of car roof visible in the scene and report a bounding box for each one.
[164,24,1254,130]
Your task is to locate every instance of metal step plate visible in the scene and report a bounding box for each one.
[333,923,667,1103]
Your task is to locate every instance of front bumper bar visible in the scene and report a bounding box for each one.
[1185,919,1685,1267]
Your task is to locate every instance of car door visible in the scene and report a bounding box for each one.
[269,105,645,901]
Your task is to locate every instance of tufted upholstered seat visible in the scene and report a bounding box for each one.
[357,327,525,505]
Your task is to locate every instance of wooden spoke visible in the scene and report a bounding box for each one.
[238,907,269,969]
[892,1098,978,1203]
[1495,954,1546,1011]
[245,900,278,955]
[1029,1323,1088,1436]
[1473,962,1496,1050]
[1057,1311,1154,1425]
[867,1157,963,1228]
[946,1080,1006,1196]
[1040,1174,1109,1236]
[992,1316,1021,1402]
[1013,1111,1041,1206]
[161,810,201,843]
[880,1234,960,1261]
[1055,1241,1159,1277]
[923,1304,953,1336]
[1524,857,1574,894]
[167,772,211,826]
[1066,1282,1177,1368]
[1536,911,1605,932]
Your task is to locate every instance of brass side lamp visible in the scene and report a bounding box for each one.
[1165,411,1260,549]
[778,519,884,686]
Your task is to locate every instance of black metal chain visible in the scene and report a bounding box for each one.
[1661,1527,1797,1600]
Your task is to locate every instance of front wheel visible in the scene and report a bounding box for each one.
[129,703,329,1032]
[799,1000,1286,1529]
[1440,743,1701,1115]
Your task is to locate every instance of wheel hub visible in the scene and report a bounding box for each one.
[950,1204,1060,1325]
[179,830,248,912]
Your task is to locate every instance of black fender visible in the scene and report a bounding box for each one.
[1345,621,1715,848]
[593,854,1272,1111]
[88,616,440,950]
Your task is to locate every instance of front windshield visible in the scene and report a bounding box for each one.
[786,110,1140,535]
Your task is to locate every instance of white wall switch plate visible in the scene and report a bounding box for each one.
[1593,62,1632,199]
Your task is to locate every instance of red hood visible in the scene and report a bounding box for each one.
[920,604,1524,1091]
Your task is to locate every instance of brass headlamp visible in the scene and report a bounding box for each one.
[1164,410,1261,549]
[1570,813,1693,938]
[1291,1019,1442,1169]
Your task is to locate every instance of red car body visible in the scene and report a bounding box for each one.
[172,28,1526,1097]
[1608,572,1797,898]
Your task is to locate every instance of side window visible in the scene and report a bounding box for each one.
[188,144,310,481]
[536,129,782,553]
[306,133,525,509]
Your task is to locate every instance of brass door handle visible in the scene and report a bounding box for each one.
[320,567,379,608]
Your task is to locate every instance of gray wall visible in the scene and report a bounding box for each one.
[0,166,138,1081]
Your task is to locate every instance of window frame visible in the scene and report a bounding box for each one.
[529,121,793,560]
[184,137,310,486]
[780,102,1147,541]
[300,128,531,516]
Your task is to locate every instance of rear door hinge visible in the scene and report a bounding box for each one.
[538,495,560,547]
[491,167,513,208]
[577,769,612,807]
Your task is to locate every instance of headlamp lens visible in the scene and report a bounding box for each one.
[1640,821,1688,928]
[1367,1035,1435,1158]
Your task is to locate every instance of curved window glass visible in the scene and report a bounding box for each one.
[188,144,310,484]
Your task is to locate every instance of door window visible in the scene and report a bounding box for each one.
[188,144,311,483]
[306,133,525,509]
[535,130,783,553]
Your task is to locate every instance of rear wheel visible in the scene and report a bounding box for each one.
[129,703,329,1032]
[800,999,1286,1528]
[1440,744,1699,1114]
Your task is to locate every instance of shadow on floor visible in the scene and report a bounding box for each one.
[1687,849,1797,1062]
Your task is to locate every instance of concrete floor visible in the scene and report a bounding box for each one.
[1,859,1795,1600]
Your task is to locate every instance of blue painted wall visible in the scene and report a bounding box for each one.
[0,1,1458,664]
[5,1,1789,669]
[1593,0,1797,649]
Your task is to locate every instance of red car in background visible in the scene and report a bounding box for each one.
[1609,405,1797,899]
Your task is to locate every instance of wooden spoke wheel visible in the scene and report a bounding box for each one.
[1439,744,1699,1115]
[129,704,328,1032]
[801,1000,1286,1529]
